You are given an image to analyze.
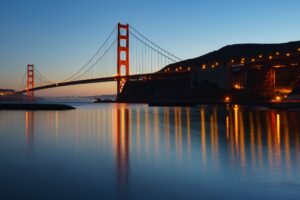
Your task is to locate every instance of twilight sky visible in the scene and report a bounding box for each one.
[1,0,300,96]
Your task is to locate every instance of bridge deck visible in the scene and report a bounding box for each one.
[17,71,193,94]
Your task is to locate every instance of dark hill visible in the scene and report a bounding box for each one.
[119,40,300,103]
[163,40,300,70]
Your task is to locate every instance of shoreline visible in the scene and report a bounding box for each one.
[0,103,76,110]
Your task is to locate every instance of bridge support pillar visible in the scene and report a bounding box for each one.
[27,64,34,99]
[117,23,130,99]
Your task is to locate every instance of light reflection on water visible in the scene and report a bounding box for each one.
[0,104,300,199]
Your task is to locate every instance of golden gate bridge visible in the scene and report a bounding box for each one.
[14,23,300,101]
[16,23,190,99]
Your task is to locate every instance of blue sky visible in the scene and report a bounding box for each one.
[1,0,300,96]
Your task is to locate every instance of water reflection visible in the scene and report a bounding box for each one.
[19,105,300,175]
[1,104,300,199]
[25,111,34,151]
[114,106,130,194]
[110,105,299,176]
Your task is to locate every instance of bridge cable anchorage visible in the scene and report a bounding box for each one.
[63,25,118,82]
[129,25,181,61]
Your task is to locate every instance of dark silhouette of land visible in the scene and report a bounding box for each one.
[0,103,75,110]
[118,40,300,104]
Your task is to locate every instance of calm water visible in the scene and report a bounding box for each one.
[0,103,300,200]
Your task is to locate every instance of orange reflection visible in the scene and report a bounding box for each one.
[186,108,191,155]
[200,106,206,164]
[249,112,256,166]
[144,106,150,152]
[256,113,263,168]
[113,106,130,192]
[239,110,246,169]
[163,108,170,155]
[25,111,34,151]
[282,112,291,173]
[154,107,160,156]
[136,107,141,152]
[174,108,182,157]
[226,115,229,140]
[233,105,239,153]
[212,106,219,162]
[266,112,274,171]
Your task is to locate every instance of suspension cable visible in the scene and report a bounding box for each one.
[70,38,117,81]
[18,70,26,91]
[63,25,118,82]
[35,67,54,84]
[130,32,178,63]
[129,25,181,61]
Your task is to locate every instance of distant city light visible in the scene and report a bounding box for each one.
[275,95,282,102]
[269,55,273,59]
[286,53,291,57]
[234,84,241,89]
[224,96,231,102]
[202,64,206,69]
[276,52,280,56]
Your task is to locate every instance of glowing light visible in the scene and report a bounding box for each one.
[275,95,282,102]
[241,60,245,64]
[175,68,178,71]
[224,96,231,102]
[298,48,300,52]
[187,67,191,71]
[231,59,235,63]
[202,64,206,69]
[286,53,291,57]
[276,52,280,56]
[269,55,273,59]
[234,84,241,89]
[215,62,219,66]
[211,64,215,68]
[242,57,245,61]
[251,58,255,62]
[179,66,182,70]
[259,55,263,58]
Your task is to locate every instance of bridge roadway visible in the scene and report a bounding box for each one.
[17,70,192,94]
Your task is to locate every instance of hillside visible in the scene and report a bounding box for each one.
[119,40,300,103]
[163,40,300,70]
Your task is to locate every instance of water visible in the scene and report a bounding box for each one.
[0,103,300,200]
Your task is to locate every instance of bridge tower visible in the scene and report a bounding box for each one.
[117,23,130,98]
[27,64,34,98]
